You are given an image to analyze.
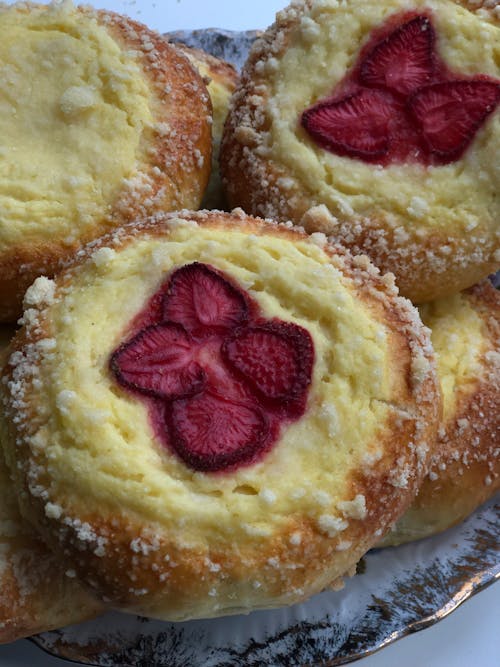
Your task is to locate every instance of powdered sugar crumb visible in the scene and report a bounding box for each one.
[23,277,56,308]
[317,514,348,537]
[92,247,117,267]
[338,495,367,521]
[45,502,63,520]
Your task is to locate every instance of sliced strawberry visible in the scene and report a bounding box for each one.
[110,263,315,472]
[301,88,401,159]
[359,15,435,96]
[169,391,269,471]
[408,79,500,160]
[162,263,248,337]
[222,321,314,411]
[110,323,205,399]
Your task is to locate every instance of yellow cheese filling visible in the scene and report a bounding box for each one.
[181,50,235,207]
[30,224,400,546]
[191,59,233,155]
[419,292,484,423]
[266,0,499,234]
[0,2,154,251]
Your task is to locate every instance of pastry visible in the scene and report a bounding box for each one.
[380,281,500,546]
[0,209,439,621]
[176,44,239,209]
[221,0,500,303]
[0,327,103,643]
[0,1,212,322]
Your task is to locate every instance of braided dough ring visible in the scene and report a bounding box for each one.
[1,210,439,620]
[0,2,211,322]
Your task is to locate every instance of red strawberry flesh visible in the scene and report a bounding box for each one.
[302,88,401,159]
[408,79,500,160]
[110,262,315,473]
[299,11,500,166]
[162,262,248,337]
[110,323,205,400]
[169,391,269,472]
[359,15,435,96]
[222,322,314,412]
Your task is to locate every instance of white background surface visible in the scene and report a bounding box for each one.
[0,1,498,665]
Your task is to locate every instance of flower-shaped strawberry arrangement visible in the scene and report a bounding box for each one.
[301,12,500,165]
[110,263,314,472]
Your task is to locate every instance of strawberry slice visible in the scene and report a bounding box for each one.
[162,263,248,337]
[110,262,315,473]
[359,15,435,96]
[301,89,400,159]
[408,79,500,160]
[222,321,314,411]
[110,323,206,399]
[170,391,269,471]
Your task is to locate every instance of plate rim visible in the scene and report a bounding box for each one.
[29,499,499,667]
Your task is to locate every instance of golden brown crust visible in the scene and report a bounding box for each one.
[0,6,212,323]
[0,242,64,324]
[0,210,440,620]
[301,214,500,306]
[220,0,500,304]
[97,12,212,215]
[380,281,500,546]
[0,336,103,644]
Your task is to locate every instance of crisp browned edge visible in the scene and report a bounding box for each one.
[381,280,500,546]
[0,210,440,620]
[220,0,500,304]
[0,337,104,644]
[0,4,212,323]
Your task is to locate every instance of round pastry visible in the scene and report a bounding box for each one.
[0,1,212,322]
[0,209,440,621]
[175,44,239,209]
[0,328,103,643]
[221,0,500,303]
[380,281,500,547]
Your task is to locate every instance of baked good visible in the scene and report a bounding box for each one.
[221,0,500,303]
[0,328,103,643]
[0,209,439,621]
[176,44,238,209]
[0,1,212,322]
[380,281,500,546]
